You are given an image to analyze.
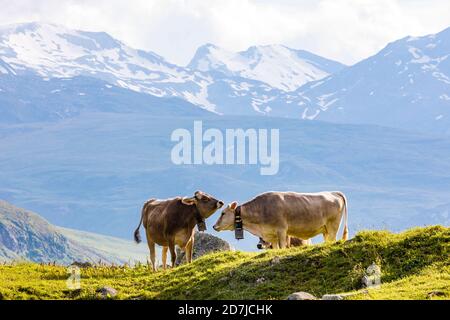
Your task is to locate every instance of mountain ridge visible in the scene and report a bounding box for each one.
[0,21,346,115]
[187,43,346,91]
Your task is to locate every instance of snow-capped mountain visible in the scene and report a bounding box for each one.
[0,22,221,111]
[1,22,450,134]
[188,44,345,91]
[0,22,180,81]
[0,22,346,117]
[288,27,450,134]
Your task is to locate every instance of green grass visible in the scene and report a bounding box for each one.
[0,226,449,300]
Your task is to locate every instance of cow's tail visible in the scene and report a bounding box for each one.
[134,199,155,244]
[336,192,349,241]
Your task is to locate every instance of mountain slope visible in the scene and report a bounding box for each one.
[0,73,208,123]
[0,200,148,264]
[289,27,450,134]
[188,44,346,91]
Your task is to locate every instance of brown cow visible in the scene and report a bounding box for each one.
[213,191,348,248]
[257,236,311,249]
[134,191,223,271]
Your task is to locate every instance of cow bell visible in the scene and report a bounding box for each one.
[197,221,207,232]
[234,206,244,240]
[235,227,244,240]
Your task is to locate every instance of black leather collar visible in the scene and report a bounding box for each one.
[194,206,206,232]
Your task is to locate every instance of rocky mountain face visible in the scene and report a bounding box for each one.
[0,200,72,262]
[0,200,148,264]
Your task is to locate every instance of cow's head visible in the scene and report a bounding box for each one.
[213,201,238,231]
[257,237,272,250]
[181,190,224,218]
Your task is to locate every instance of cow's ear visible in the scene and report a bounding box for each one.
[182,197,196,206]
[194,191,203,200]
[230,201,238,210]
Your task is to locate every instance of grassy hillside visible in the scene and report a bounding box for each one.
[0,226,448,300]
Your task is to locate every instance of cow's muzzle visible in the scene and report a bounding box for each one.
[217,201,224,208]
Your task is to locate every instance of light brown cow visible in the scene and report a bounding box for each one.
[134,191,223,271]
[213,191,348,248]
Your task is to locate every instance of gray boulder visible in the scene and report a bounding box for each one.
[175,232,231,265]
[96,286,117,299]
[287,292,317,300]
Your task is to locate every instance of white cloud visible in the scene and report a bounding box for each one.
[0,0,449,66]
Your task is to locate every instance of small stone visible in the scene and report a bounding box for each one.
[256,277,265,284]
[361,263,381,288]
[287,292,317,300]
[96,286,117,299]
[322,294,344,300]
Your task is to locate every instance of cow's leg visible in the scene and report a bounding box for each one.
[162,246,168,270]
[266,236,279,249]
[324,222,338,243]
[185,236,194,263]
[286,236,291,248]
[278,230,288,249]
[147,239,157,272]
[168,242,177,268]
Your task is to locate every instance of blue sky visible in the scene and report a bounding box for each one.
[0,0,449,65]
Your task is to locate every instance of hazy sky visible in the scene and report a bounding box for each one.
[1,0,449,66]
